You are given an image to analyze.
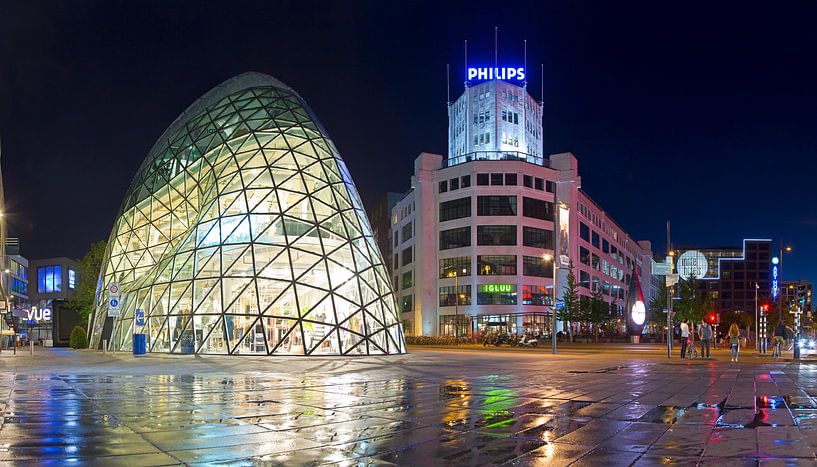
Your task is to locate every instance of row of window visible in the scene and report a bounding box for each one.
[439,284,553,307]
[501,110,519,124]
[473,132,491,147]
[439,226,554,250]
[439,175,471,194]
[577,269,627,299]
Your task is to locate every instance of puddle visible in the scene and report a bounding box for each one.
[638,405,688,424]
[567,366,626,374]
[757,396,785,409]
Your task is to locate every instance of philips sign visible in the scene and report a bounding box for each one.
[467,67,525,82]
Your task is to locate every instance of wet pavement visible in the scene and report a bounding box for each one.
[1,347,817,465]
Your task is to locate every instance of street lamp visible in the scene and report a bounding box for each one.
[447,268,467,344]
[542,253,559,354]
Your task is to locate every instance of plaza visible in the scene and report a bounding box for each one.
[1,346,817,465]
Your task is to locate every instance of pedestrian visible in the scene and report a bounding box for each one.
[680,319,689,359]
[729,323,741,362]
[699,320,712,359]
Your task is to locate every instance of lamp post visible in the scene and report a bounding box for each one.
[542,253,559,354]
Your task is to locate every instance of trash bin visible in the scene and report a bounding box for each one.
[133,333,146,356]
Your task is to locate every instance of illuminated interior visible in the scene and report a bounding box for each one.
[89,73,405,356]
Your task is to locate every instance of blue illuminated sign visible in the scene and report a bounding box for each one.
[467,67,525,82]
[771,256,779,301]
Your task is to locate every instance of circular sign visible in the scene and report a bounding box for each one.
[677,250,708,280]
[631,300,646,325]
[109,284,119,295]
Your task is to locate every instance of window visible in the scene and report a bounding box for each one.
[522,227,553,249]
[450,178,459,190]
[393,231,398,247]
[477,284,517,305]
[490,173,503,185]
[591,231,600,248]
[522,197,554,221]
[438,181,447,193]
[592,276,600,292]
[477,225,517,246]
[461,175,471,188]
[439,256,471,278]
[401,222,413,242]
[523,255,553,278]
[401,295,413,312]
[602,239,609,254]
[523,175,533,188]
[579,270,591,288]
[534,178,544,191]
[401,247,413,266]
[68,269,77,289]
[37,265,62,293]
[402,271,413,290]
[580,246,590,265]
[592,254,600,271]
[580,222,590,241]
[477,255,517,275]
[439,285,472,307]
[439,227,471,250]
[522,285,551,306]
[394,253,399,270]
[504,173,517,186]
[477,173,489,186]
[546,181,555,193]
[439,197,471,222]
[477,196,517,216]
[11,278,27,296]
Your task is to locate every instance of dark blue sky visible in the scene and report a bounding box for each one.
[1,1,815,284]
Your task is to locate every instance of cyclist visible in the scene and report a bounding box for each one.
[773,320,787,359]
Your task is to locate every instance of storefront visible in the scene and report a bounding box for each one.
[439,311,553,338]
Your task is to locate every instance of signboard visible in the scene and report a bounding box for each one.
[480,284,513,294]
[26,306,51,322]
[108,283,120,297]
[135,309,145,327]
[665,274,680,287]
[467,67,525,82]
[771,256,780,302]
[108,297,121,318]
[555,300,565,310]
[558,204,570,266]
[653,262,671,276]
[677,250,708,280]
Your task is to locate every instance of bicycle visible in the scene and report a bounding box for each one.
[686,339,698,359]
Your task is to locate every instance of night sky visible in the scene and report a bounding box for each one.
[1,1,815,285]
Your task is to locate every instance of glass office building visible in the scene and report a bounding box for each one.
[89,73,405,356]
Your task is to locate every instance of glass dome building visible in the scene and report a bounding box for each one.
[89,72,405,356]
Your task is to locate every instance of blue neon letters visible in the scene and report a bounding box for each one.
[467,67,525,81]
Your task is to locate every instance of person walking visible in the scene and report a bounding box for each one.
[699,320,712,359]
[729,323,741,362]
[680,319,689,359]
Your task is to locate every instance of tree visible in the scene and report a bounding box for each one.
[674,274,708,324]
[587,289,609,343]
[66,241,107,324]
[558,259,580,341]
[649,282,669,342]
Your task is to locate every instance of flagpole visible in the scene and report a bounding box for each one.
[755,282,759,353]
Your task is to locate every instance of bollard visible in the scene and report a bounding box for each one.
[30,341,34,355]
[103,339,107,354]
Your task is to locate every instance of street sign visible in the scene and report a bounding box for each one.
[108,297,121,318]
[653,262,671,276]
[108,283,120,297]
[555,300,566,310]
[665,274,680,287]
[135,309,145,327]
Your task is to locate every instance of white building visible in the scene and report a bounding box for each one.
[391,72,653,337]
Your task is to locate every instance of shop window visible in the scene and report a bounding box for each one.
[477,255,517,275]
[477,284,517,305]
[522,285,551,306]
[439,285,472,307]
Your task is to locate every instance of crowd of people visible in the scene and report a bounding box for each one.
[677,318,799,362]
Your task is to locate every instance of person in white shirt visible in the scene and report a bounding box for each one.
[680,319,690,359]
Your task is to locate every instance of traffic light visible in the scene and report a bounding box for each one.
[760,304,770,314]
[709,313,717,324]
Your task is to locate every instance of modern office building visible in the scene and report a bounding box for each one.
[367,191,404,276]
[392,70,653,337]
[88,72,405,356]
[674,239,774,321]
[781,280,813,318]
[28,257,81,345]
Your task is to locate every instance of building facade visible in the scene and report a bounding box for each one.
[88,73,404,356]
[392,74,653,337]
[367,191,404,276]
[675,239,774,322]
[781,280,813,321]
[28,257,81,345]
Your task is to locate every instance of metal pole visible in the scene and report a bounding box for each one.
[454,272,458,345]
[552,194,559,355]
[755,283,759,353]
[667,221,672,359]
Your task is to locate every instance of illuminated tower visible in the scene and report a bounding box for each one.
[447,65,544,166]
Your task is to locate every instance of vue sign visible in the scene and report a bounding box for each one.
[28,306,52,322]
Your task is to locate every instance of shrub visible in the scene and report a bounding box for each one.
[69,326,88,349]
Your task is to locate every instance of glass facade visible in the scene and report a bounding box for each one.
[38,265,62,293]
[89,73,405,356]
